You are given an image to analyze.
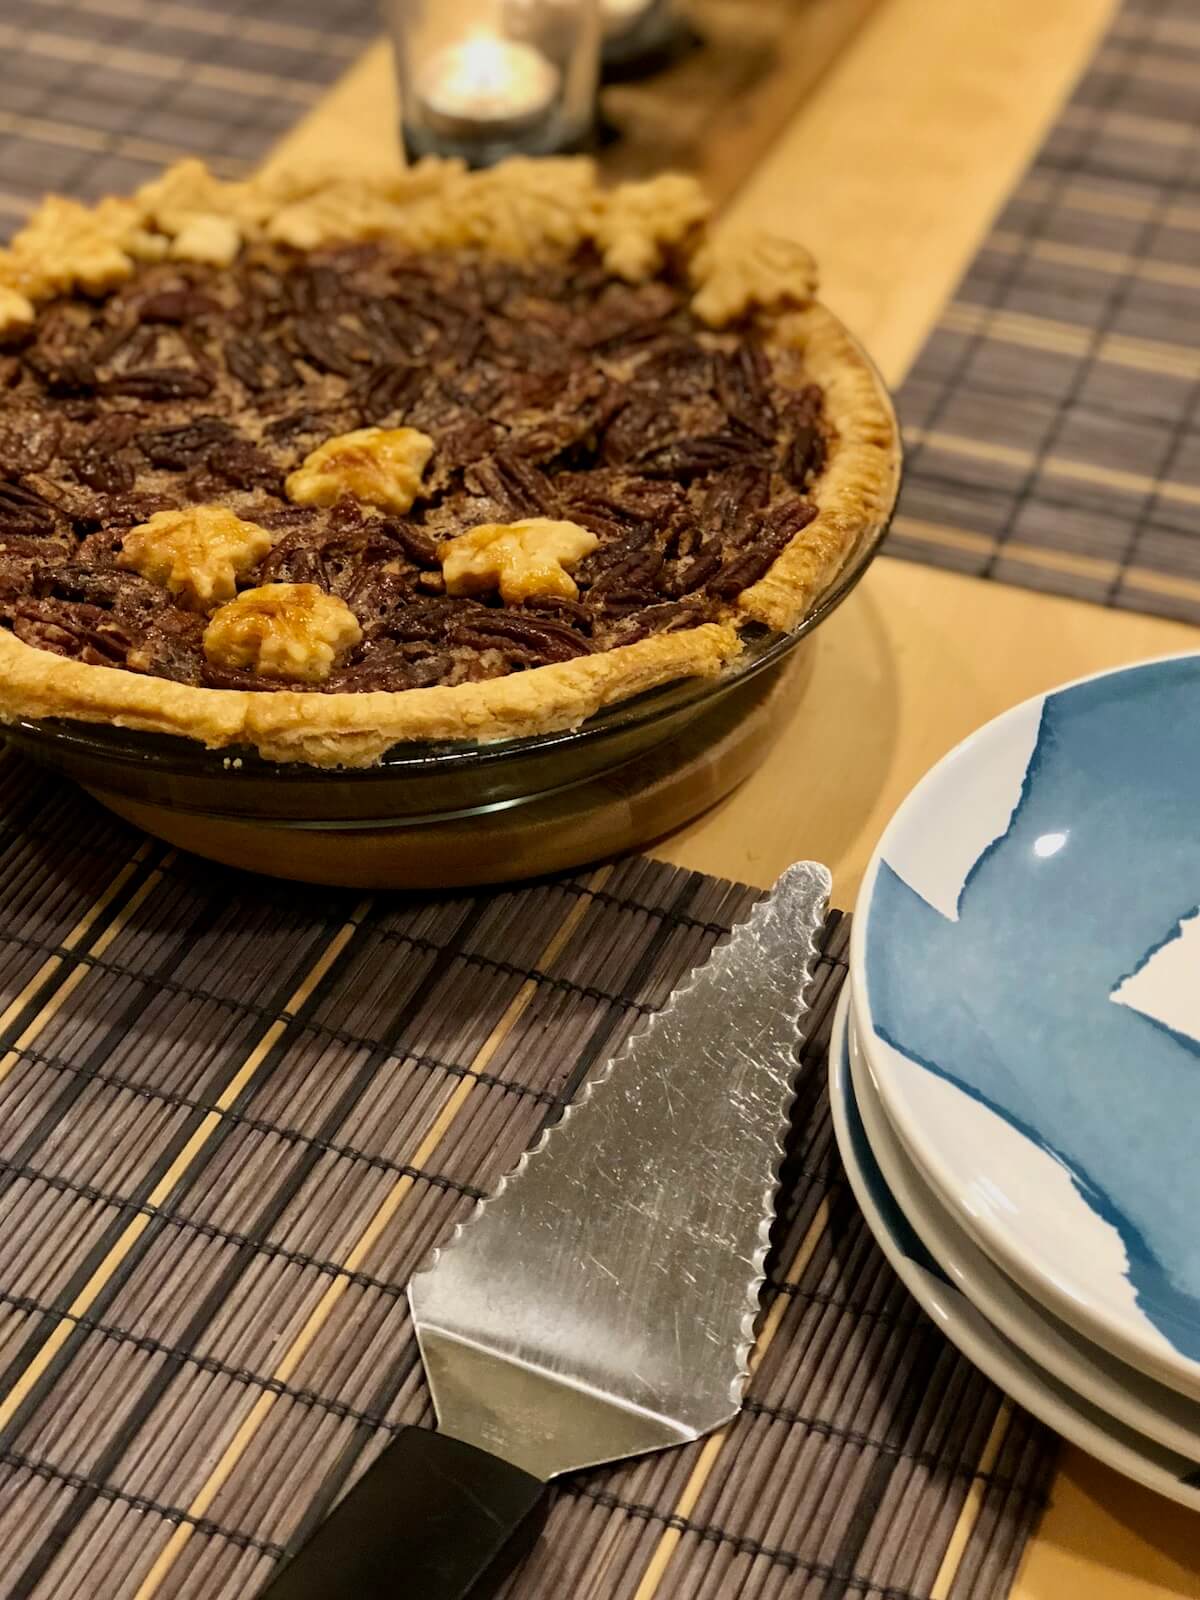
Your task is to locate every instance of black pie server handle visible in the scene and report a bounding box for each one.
[258,1426,548,1600]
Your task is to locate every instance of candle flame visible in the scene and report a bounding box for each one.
[455,30,524,95]
[420,29,561,125]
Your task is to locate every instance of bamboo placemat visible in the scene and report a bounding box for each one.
[894,0,1200,622]
[0,0,378,231]
[0,749,1056,1600]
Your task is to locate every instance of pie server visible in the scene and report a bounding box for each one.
[261,860,832,1600]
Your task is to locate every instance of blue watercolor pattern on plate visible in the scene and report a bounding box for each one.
[835,1029,949,1286]
[865,656,1200,1359]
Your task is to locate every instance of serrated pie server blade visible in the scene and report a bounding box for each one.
[260,861,831,1600]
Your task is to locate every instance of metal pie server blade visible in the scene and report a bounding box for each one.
[260,860,831,1600]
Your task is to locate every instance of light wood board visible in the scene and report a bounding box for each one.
[596,0,883,200]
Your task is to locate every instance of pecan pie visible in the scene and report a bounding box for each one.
[0,158,898,766]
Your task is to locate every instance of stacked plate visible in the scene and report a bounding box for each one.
[831,653,1200,1507]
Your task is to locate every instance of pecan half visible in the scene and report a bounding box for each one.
[74,416,138,494]
[449,609,593,665]
[291,317,366,378]
[634,432,766,480]
[104,367,214,400]
[707,498,818,599]
[463,454,560,519]
[137,288,222,324]
[137,416,236,469]
[0,477,59,537]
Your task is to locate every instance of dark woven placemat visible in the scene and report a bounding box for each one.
[895,0,1200,621]
[0,750,1057,1600]
[0,0,377,234]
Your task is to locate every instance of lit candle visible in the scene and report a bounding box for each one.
[418,31,562,140]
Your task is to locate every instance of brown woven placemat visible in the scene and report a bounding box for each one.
[0,0,377,233]
[894,0,1200,622]
[0,749,1057,1600]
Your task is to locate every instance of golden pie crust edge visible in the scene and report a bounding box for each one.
[0,159,901,768]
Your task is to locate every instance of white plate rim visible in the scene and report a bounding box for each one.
[826,984,1200,1510]
[847,972,1200,1403]
[847,649,1200,1398]
[846,1002,1200,1460]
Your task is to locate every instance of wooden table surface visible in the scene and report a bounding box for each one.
[271,3,1200,1594]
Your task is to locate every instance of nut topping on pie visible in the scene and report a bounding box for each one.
[119,505,273,611]
[440,518,599,605]
[286,426,436,514]
[203,582,362,682]
[0,157,899,764]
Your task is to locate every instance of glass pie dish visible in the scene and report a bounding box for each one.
[0,148,902,885]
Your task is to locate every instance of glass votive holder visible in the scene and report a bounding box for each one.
[386,0,601,167]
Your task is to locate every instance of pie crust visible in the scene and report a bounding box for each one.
[0,159,900,767]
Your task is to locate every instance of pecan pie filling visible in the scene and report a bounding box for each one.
[0,242,831,694]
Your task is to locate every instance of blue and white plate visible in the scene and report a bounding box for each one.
[828,988,1200,1507]
[847,1005,1200,1459]
[850,653,1200,1401]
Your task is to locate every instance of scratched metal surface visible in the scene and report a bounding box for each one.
[412,862,832,1480]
